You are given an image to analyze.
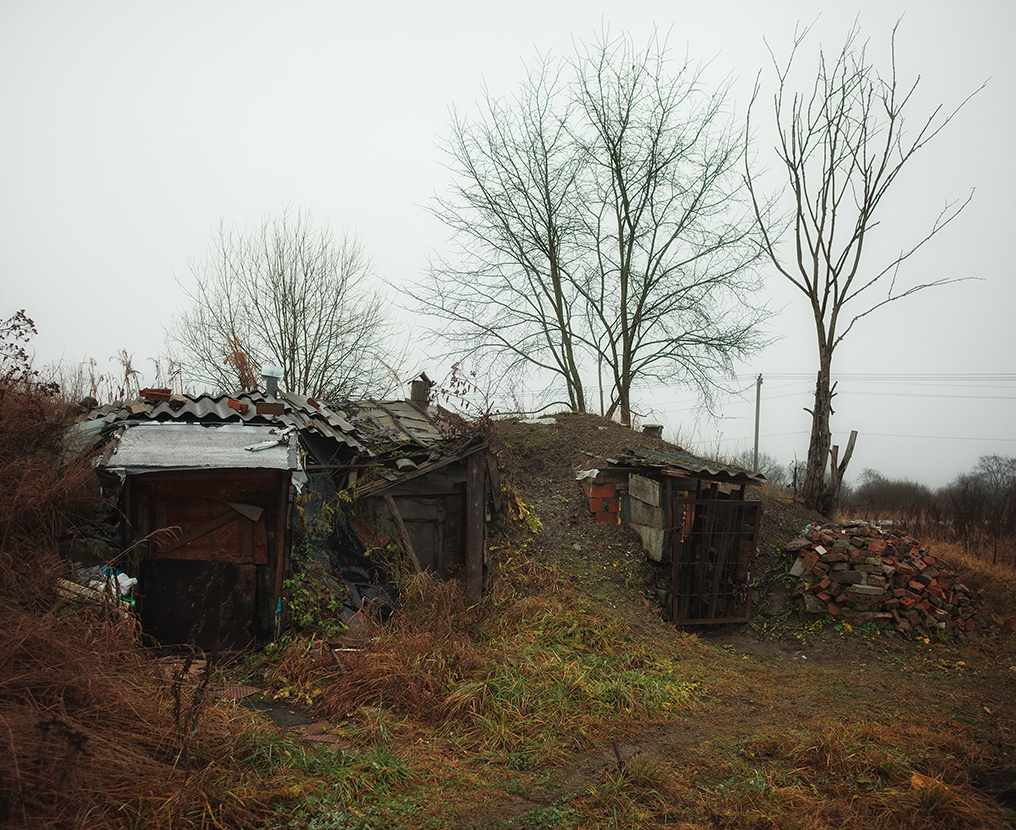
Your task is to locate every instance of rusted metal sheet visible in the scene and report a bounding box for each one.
[147,474,275,565]
[669,498,762,625]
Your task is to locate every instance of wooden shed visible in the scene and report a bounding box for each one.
[100,423,300,650]
[78,387,499,648]
[579,447,764,625]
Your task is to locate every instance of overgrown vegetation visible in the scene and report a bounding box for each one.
[3,320,1015,828]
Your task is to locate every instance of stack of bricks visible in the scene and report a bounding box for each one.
[788,521,985,638]
[578,472,624,525]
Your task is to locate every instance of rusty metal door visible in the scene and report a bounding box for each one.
[669,498,761,624]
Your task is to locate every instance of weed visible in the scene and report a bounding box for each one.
[515,796,580,829]
[283,541,344,635]
[508,495,544,534]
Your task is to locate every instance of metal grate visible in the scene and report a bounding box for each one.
[669,499,761,624]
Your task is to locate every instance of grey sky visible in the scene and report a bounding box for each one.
[2,1,1014,489]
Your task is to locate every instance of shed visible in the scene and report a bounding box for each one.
[102,423,299,649]
[74,388,499,649]
[579,446,764,625]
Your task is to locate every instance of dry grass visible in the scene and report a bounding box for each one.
[930,541,1016,623]
[4,378,1015,828]
[0,377,278,829]
[307,559,702,759]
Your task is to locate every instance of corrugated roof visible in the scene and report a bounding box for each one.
[81,392,366,454]
[619,447,764,484]
[77,391,482,474]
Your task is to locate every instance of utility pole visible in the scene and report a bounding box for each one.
[753,374,763,471]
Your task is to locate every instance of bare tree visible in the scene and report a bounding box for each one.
[971,455,1016,565]
[745,22,982,515]
[574,33,769,425]
[732,449,788,488]
[171,210,402,400]
[421,61,589,413]
[417,32,770,423]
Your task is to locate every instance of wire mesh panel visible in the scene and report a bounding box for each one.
[669,498,761,624]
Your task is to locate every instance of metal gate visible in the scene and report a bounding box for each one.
[669,498,761,624]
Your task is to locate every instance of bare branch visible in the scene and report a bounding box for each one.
[170,209,404,400]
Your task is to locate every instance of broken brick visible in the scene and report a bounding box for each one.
[140,387,172,402]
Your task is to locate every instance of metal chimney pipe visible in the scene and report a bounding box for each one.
[261,365,284,398]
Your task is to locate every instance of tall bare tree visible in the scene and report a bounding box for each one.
[422,61,589,413]
[745,22,981,514]
[171,210,401,400]
[575,34,769,424]
[417,32,770,423]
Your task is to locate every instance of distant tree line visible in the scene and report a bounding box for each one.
[841,456,1016,566]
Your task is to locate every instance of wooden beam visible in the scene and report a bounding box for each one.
[382,495,423,574]
[465,452,484,604]
[273,472,290,640]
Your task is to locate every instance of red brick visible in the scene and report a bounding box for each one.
[140,387,172,402]
[866,539,887,553]
[602,498,620,513]
[595,512,620,525]
[827,602,841,617]
[585,484,617,499]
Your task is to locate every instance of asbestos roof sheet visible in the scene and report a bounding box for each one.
[81,392,365,454]
[344,399,446,445]
[77,391,478,471]
[622,447,764,484]
[104,423,300,473]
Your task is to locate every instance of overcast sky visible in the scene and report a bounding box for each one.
[2,1,1013,489]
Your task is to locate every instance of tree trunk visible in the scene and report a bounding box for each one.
[803,349,833,513]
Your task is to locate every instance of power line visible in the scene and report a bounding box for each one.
[864,432,1016,443]
[738,373,1016,382]
[709,431,1016,446]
